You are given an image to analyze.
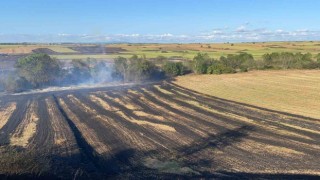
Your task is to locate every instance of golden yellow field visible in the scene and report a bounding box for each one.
[0,45,75,54]
[174,70,320,119]
[1,41,320,60]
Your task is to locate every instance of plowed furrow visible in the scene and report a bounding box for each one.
[59,96,111,155]
[162,84,320,142]
[45,97,79,156]
[91,92,187,150]
[168,83,320,125]
[10,101,39,148]
[0,102,16,130]
[76,93,160,152]
[0,100,29,145]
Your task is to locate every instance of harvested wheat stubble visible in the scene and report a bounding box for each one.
[10,102,39,147]
[165,83,320,142]
[67,93,159,152]
[174,70,320,119]
[0,76,320,178]
[133,110,165,121]
[89,94,119,111]
[46,99,67,145]
[147,87,239,133]
[183,98,313,141]
[116,110,176,132]
[0,102,16,129]
[45,98,79,156]
[94,91,177,133]
[59,98,110,155]
[124,90,200,146]
[140,88,213,137]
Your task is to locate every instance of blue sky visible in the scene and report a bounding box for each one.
[0,0,320,43]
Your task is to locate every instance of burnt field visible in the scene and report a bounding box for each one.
[69,46,126,54]
[0,82,319,179]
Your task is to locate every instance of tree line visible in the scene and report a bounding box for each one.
[1,54,114,92]
[1,51,319,93]
[191,52,320,75]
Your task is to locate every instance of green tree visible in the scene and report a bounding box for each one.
[238,53,255,70]
[192,53,211,74]
[113,56,128,81]
[15,53,61,87]
[113,55,157,82]
[316,53,320,62]
[163,61,185,76]
[70,59,92,82]
[127,56,156,81]
[207,61,235,74]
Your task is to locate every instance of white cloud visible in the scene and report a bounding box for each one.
[1,28,320,43]
[236,25,247,32]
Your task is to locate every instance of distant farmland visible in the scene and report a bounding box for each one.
[1,41,320,60]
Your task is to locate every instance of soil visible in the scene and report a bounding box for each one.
[0,82,319,179]
[69,46,126,54]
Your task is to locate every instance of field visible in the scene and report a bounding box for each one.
[1,41,320,60]
[0,74,319,178]
[174,70,320,119]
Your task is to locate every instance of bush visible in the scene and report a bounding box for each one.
[113,55,159,82]
[15,53,61,88]
[316,53,320,62]
[155,55,167,63]
[192,53,212,74]
[220,53,254,71]
[113,56,128,80]
[4,75,31,93]
[262,52,318,70]
[68,59,92,83]
[207,63,235,74]
[163,61,185,76]
[0,79,5,92]
[240,66,248,72]
[302,61,320,69]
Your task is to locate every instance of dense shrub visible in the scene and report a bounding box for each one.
[155,55,168,63]
[0,79,5,92]
[68,59,92,83]
[4,75,31,93]
[163,61,185,76]
[113,55,160,82]
[316,53,320,62]
[262,52,318,69]
[192,53,212,74]
[207,62,235,74]
[57,59,113,85]
[220,53,255,71]
[15,53,61,88]
[302,61,320,69]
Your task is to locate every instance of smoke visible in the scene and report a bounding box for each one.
[0,57,123,94]
[0,46,162,94]
[58,59,119,87]
[81,61,115,85]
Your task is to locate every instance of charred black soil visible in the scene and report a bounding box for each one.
[0,82,319,179]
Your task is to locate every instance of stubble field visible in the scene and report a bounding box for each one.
[0,75,319,178]
[1,41,320,60]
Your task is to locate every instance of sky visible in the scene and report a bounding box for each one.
[0,0,320,43]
